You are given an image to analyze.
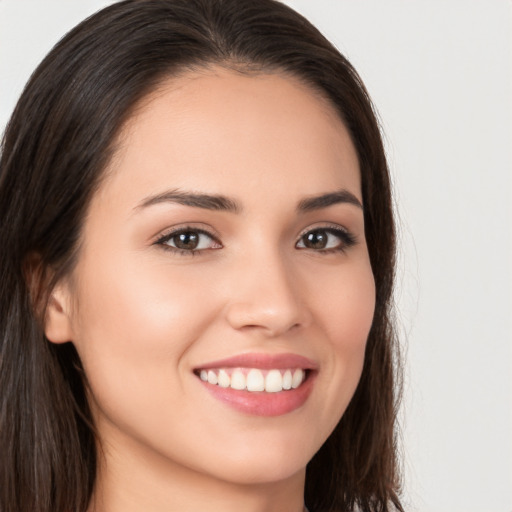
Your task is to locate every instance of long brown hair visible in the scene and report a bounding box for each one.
[0,1,402,511]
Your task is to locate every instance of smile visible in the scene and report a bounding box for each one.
[194,353,317,416]
[198,368,307,393]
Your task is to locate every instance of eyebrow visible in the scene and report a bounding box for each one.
[136,190,241,213]
[135,188,362,213]
[297,190,363,212]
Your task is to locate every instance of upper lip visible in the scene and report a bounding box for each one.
[194,352,318,371]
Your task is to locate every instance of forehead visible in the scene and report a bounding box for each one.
[100,67,361,208]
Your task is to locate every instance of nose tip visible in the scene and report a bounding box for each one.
[226,301,302,337]
[225,262,310,337]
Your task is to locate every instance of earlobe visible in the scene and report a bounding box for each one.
[44,285,74,344]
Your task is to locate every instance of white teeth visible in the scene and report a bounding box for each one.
[230,369,246,390]
[291,369,304,389]
[217,369,230,388]
[207,370,218,385]
[246,369,265,392]
[282,370,292,390]
[199,367,308,392]
[265,369,283,392]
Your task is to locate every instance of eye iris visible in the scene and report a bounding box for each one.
[174,231,199,250]
[304,230,328,249]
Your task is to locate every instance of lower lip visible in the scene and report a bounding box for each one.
[198,372,316,417]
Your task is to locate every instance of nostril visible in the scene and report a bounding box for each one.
[225,300,308,337]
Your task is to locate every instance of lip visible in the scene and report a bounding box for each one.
[194,352,318,417]
[194,352,318,371]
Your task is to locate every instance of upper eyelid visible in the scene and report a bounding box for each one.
[297,222,351,238]
[154,228,222,256]
[153,224,221,245]
[296,224,357,249]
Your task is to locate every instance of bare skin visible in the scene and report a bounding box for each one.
[45,68,375,512]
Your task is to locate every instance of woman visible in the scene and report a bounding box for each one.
[0,1,403,511]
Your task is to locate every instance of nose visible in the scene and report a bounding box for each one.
[225,251,311,337]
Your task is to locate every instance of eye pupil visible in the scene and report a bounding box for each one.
[304,230,327,249]
[174,231,199,250]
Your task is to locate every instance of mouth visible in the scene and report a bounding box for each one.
[195,367,309,393]
[193,353,317,416]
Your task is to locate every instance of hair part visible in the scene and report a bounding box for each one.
[0,1,402,511]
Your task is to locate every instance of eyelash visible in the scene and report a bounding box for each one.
[155,227,221,256]
[296,225,357,254]
[154,224,357,256]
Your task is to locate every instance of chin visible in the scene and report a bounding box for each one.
[209,457,307,486]
[190,432,316,486]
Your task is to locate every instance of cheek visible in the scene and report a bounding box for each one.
[74,253,217,343]
[69,256,220,415]
[313,257,376,349]
[308,259,375,431]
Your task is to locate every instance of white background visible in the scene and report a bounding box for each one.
[1,2,510,511]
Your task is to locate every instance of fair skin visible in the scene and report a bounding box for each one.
[45,68,375,512]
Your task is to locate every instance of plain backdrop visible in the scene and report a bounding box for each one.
[1,2,511,511]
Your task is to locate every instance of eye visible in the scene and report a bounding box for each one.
[156,228,221,254]
[296,227,356,252]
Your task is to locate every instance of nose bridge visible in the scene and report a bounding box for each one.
[225,243,309,336]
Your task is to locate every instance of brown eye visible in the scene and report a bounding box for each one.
[303,230,329,250]
[173,231,200,250]
[296,227,356,252]
[158,229,221,253]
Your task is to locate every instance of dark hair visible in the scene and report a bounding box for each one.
[0,1,402,511]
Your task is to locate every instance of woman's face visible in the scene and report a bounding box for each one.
[49,68,375,486]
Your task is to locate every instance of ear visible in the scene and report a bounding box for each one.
[44,284,74,344]
[24,253,75,344]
